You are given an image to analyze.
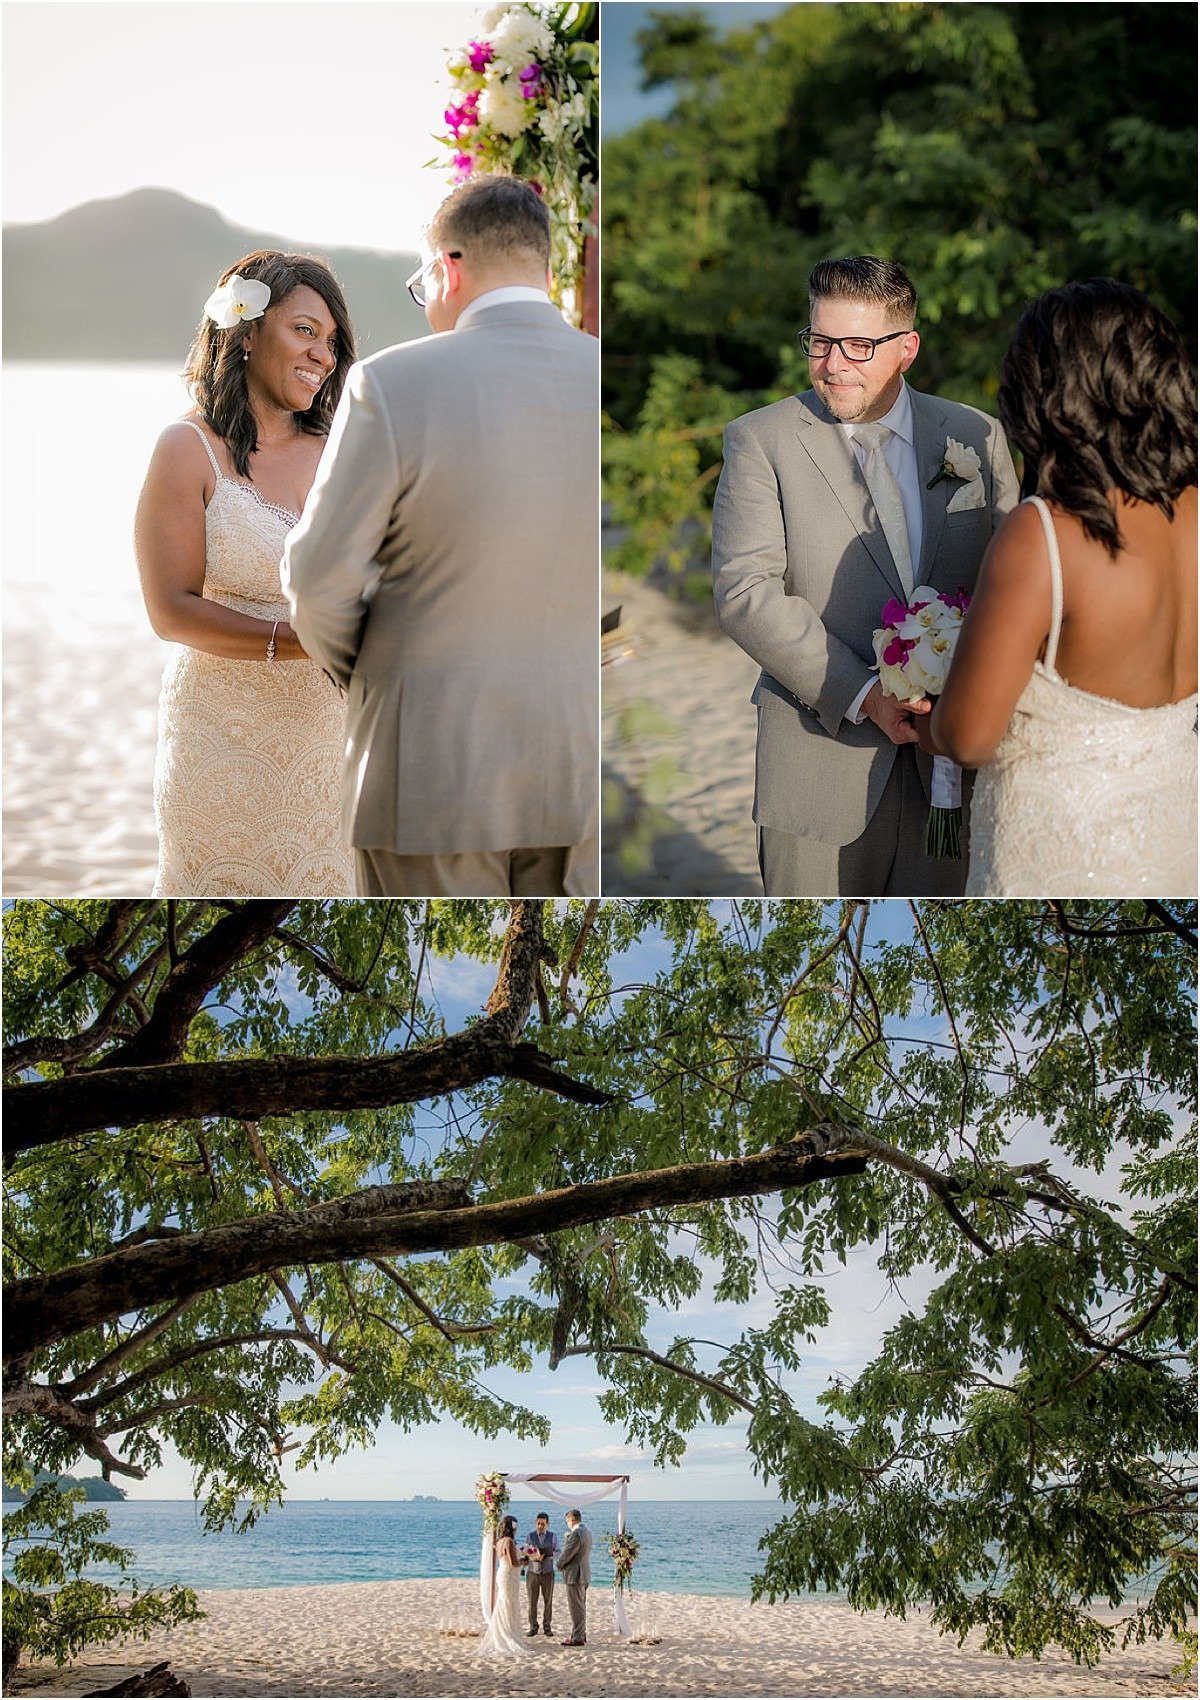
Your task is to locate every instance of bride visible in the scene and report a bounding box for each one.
[477,1516,528,1658]
[925,278,1196,896]
[136,250,358,896]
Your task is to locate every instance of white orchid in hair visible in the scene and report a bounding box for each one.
[204,274,271,330]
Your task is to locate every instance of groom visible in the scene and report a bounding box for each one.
[282,174,598,897]
[558,1509,592,1646]
[712,256,1018,895]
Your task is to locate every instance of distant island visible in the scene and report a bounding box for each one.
[3,186,428,362]
[3,1469,127,1503]
[407,1495,442,1503]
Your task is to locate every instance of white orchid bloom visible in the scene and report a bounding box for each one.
[204,274,271,330]
[479,78,534,135]
[905,629,955,697]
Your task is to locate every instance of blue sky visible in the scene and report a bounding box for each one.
[603,2,792,136]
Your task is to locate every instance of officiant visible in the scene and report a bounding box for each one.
[524,1511,560,1637]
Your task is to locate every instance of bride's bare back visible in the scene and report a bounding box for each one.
[1051,485,1196,706]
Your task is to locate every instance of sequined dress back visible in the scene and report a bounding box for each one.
[152,422,354,895]
[967,496,1197,897]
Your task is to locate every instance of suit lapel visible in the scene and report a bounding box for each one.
[793,392,906,600]
[910,388,951,581]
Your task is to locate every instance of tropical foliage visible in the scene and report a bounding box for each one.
[3,898,1195,1670]
[602,2,1197,578]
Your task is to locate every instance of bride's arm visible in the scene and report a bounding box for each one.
[136,424,308,660]
[925,503,1053,767]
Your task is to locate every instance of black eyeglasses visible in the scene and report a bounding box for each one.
[799,328,909,363]
[405,251,463,308]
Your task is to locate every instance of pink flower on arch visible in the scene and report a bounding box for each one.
[453,151,475,180]
[518,61,544,99]
[467,39,494,73]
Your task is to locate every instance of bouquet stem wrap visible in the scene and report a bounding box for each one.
[927,753,963,860]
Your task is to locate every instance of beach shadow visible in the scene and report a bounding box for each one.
[602,770,761,896]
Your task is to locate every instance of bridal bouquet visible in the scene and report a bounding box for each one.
[608,1530,640,1590]
[435,3,597,322]
[872,587,971,858]
[475,1471,509,1532]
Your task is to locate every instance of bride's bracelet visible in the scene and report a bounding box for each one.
[266,620,279,662]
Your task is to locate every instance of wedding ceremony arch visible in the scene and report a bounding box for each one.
[479,1472,632,1635]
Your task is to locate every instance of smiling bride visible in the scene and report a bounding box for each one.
[136,250,357,895]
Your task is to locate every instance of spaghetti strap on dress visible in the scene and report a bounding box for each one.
[966,495,1197,897]
[152,421,354,895]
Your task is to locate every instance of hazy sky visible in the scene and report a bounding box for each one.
[602,1,791,136]
[2,2,487,251]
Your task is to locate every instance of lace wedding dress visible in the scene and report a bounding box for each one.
[967,495,1197,897]
[478,1548,526,1658]
[153,422,354,896]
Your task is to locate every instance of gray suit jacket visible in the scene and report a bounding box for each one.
[712,383,1018,844]
[282,301,599,855]
[558,1524,592,1586]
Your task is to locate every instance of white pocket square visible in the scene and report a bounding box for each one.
[946,476,986,514]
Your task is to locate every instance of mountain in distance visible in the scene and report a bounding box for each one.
[2,1469,127,1502]
[3,186,428,362]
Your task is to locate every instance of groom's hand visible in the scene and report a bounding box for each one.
[861,682,931,746]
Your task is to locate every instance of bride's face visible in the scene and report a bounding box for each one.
[244,285,339,415]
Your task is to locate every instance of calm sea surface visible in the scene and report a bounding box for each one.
[3,1499,815,1599]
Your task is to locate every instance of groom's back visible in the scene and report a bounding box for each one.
[348,303,599,856]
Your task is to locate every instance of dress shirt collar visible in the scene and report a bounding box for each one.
[456,285,553,328]
[839,377,914,445]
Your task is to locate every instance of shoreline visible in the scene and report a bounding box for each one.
[8,1578,1187,1699]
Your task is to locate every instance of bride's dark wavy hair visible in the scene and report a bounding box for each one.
[184,250,356,479]
[999,278,1196,557]
[497,1516,518,1542]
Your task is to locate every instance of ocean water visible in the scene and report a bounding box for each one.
[2,1499,817,1599]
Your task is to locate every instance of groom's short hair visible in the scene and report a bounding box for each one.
[808,256,917,326]
[427,175,551,267]
[567,1508,582,1521]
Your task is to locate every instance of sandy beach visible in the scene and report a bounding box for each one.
[3,587,163,897]
[602,571,761,896]
[9,1579,1185,1699]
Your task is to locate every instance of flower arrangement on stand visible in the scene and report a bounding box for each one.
[475,1471,509,1533]
[434,2,597,325]
[608,1530,640,1590]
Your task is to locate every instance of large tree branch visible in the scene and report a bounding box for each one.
[94,901,296,1071]
[5,902,611,1155]
[3,1036,610,1155]
[3,1377,146,1481]
[4,1126,869,1363]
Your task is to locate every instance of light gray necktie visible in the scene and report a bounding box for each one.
[853,423,913,596]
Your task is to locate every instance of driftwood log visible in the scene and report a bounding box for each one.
[83,1663,190,1697]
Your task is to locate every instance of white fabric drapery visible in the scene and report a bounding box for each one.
[478,1474,632,1635]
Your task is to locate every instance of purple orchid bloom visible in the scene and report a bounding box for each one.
[518,61,544,99]
[880,597,910,630]
[467,39,494,73]
[882,636,916,668]
[452,151,475,181]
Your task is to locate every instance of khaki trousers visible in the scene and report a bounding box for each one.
[354,837,598,898]
[758,746,970,897]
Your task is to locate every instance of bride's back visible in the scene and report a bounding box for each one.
[1051,485,1197,707]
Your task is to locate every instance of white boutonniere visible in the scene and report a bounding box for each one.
[928,436,986,512]
[204,274,271,329]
